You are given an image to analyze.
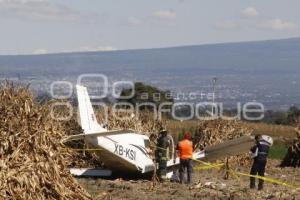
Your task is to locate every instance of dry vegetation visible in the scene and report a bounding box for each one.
[1,84,297,199]
[95,108,164,140]
[0,85,165,199]
[0,84,91,199]
[194,119,252,147]
[242,122,297,139]
[192,120,253,166]
[281,121,300,167]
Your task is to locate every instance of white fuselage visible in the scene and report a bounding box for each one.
[85,133,155,174]
[83,132,205,175]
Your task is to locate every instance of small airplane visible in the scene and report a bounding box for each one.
[62,85,265,178]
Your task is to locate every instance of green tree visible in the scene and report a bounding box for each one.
[286,106,300,125]
[118,82,174,111]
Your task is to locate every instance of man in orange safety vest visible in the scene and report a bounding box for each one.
[176,132,193,184]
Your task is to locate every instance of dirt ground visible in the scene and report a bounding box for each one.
[76,160,300,200]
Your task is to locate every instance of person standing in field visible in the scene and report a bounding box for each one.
[176,132,193,185]
[249,134,273,190]
[156,129,170,181]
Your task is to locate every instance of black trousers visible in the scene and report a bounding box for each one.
[250,160,266,189]
[158,160,167,180]
[179,159,193,184]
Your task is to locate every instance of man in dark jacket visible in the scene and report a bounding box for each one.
[156,129,170,181]
[250,135,272,190]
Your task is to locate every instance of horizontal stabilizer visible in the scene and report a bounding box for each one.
[62,129,136,143]
[70,168,112,177]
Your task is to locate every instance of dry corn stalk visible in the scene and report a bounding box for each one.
[194,119,253,166]
[95,108,164,135]
[281,121,300,167]
[0,83,91,200]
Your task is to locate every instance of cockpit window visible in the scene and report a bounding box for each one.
[144,139,150,148]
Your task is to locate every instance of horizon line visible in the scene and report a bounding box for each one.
[1,36,300,57]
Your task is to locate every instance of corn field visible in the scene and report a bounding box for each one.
[193,119,253,166]
[0,84,256,199]
[0,84,91,199]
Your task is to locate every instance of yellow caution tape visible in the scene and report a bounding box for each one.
[192,158,217,167]
[228,169,240,180]
[191,159,300,190]
[192,158,224,171]
[234,171,300,190]
[61,144,299,189]
[194,163,224,170]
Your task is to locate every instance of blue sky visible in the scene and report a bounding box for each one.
[0,0,299,55]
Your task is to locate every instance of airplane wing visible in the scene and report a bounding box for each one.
[167,150,205,167]
[203,135,254,161]
[168,135,254,167]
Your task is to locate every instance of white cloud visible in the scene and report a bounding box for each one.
[31,46,117,54]
[0,0,45,2]
[127,17,143,27]
[61,46,117,53]
[153,10,176,20]
[214,20,240,30]
[258,19,297,31]
[32,48,48,55]
[78,46,117,52]
[0,0,99,23]
[15,0,46,2]
[241,7,259,17]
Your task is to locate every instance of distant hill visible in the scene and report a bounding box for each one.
[0,37,300,77]
[0,38,300,109]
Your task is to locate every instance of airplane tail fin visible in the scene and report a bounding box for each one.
[76,85,107,134]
